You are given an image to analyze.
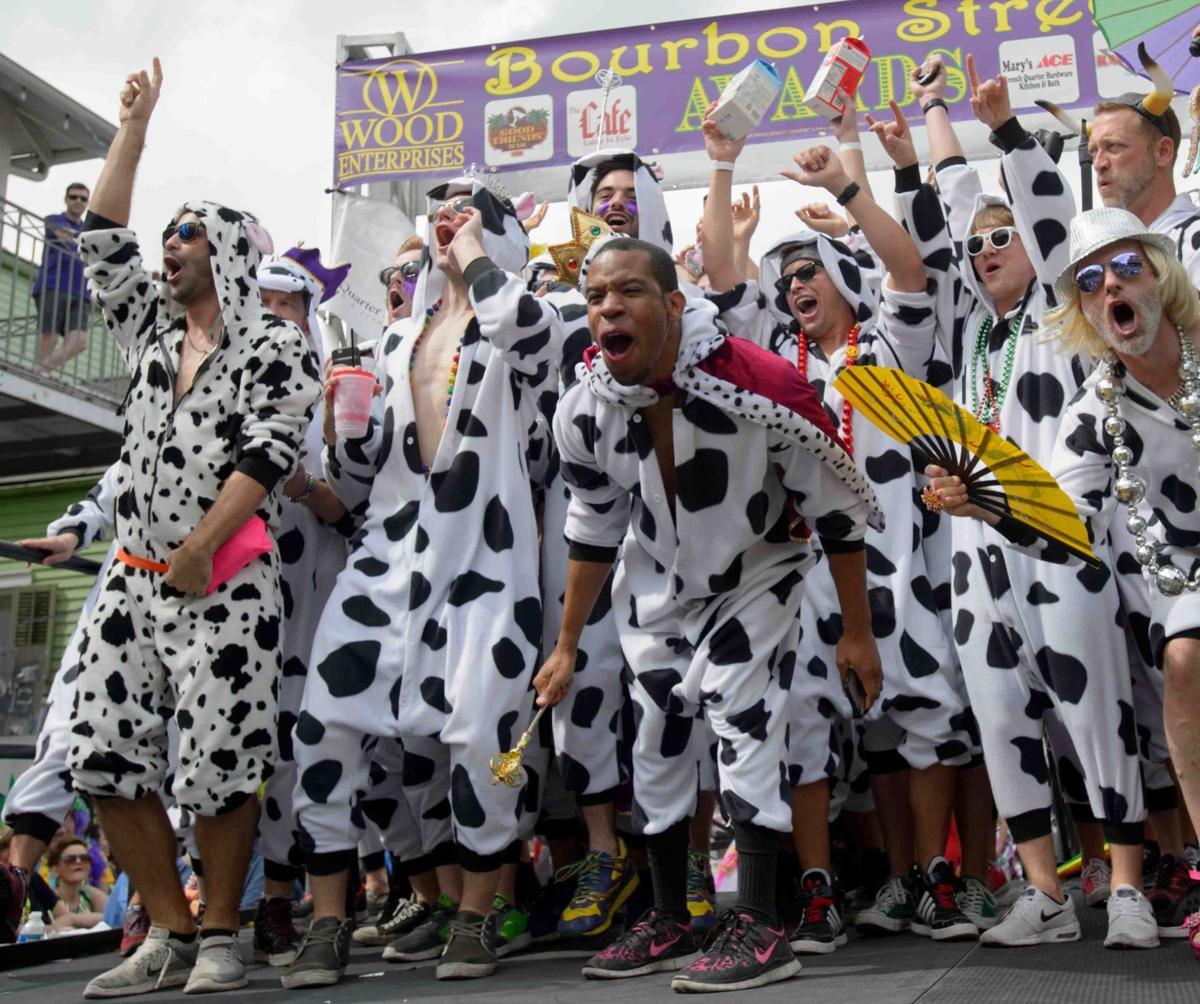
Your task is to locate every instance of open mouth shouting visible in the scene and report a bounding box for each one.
[789,289,821,327]
[1107,297,1139,337]
[598,327,636,365]
[163,253,183,285]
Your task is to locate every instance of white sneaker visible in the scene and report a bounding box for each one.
[184,934,248,994]
[1104,885,1160,950]
[1081,858,1112,907]
[980,886,1080,947]
[83,925,198,998]
[958,876,1000,930]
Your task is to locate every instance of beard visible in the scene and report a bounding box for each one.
[1100,152,1157,210]
[1082,285,1162,358]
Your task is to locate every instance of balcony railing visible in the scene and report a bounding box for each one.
[0,197,127,408]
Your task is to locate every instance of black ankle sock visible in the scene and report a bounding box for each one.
[733,820,780,925]
[170,929,198,943]
[646,819,690,923]
[200,928,234,940]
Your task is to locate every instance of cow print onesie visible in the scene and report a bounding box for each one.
[554,300,876,835]
[292,181,560,872]
[68,202,321,817]
[895,126,1146,844]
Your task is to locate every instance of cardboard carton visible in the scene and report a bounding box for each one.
[710,60,784,141]
[803,37,872,118]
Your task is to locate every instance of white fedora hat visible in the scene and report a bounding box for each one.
[1053,207,1176,303]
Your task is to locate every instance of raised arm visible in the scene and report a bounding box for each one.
[829,87,875,223]
[90,57,162,227]
[912,59,966,170]
[783,142,925,293]
[700,105,750,292]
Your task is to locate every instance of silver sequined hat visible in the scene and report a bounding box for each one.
[1053,207,1176,303]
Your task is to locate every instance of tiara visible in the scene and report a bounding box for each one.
[548,208,612,285]
[462,162,512,203]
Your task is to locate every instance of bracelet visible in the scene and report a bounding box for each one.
[839,141,862,152]
[291,470,316,504]
[710,160,736,173]
[921,98,948,115]
[835,181,861,207]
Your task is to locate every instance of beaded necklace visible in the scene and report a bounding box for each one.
[408,298,465,474]
[1098,329,1200,596]
[970,308,1025,433]
[798,323,859,455]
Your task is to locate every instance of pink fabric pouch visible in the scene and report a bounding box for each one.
[206,516,272,593]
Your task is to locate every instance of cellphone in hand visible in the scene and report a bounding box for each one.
[916,62,943,87]
[844,668,868,715]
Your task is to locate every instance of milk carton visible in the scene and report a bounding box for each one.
[803,37,872,118]
[710,60,784,141]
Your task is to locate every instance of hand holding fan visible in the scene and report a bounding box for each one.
[833,365,1099,566]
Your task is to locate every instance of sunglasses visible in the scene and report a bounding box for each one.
[67,193,89,202]
[161,220,206,246]
[59,853,90,865]
[774,261,823,295]
[438,195,474,215]
[966,226,1016,257]
[1074,251,1144,294]
[379,261,422,286]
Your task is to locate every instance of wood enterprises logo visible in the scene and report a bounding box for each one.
[487,105,551,154]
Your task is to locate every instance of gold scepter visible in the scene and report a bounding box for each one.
[489,706,548,787]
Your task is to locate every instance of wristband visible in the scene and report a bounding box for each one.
[291,470,317,504]
[921,98,948,115]
[839,141,862,152]
[710,160,736,173]
[835,181,861,207]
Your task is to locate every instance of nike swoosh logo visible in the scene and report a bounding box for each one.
[753,936,780,965]
[1040,909,1063,922]
[649,933,681,957]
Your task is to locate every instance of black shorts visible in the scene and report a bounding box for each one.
[34,291,91,335]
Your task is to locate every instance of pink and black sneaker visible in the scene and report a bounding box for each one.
[580,908,697,979]
[0,862,27,944]
[671,909,801,993]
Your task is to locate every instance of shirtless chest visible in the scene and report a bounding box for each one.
[410,308,471,468]
[641,399,677,514]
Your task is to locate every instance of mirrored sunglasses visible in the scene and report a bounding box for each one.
[379,261,422,286]
[161,220,206,246]
[1074,251,1144,294]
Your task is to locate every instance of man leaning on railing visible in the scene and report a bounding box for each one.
[32,182,92,371]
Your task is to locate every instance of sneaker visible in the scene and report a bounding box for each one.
[528,860,584,942]
[855,874,915,936]
[83,925,199,998]
[789,868,846,954]
[958,875,999,931]
[912,858,977,941]
[1081,858,1112,907]
[1185,844,1200,873]
[279,916,352,989]
[559,840,639,938]
[1105,884,1160,949]
[184,934,247,994]
[120,903,152,957]
[1147,854,1200,938]
[581,908,697,979]
[670,909,801,993]
[353,882,404,945]
[363,888,390,925]
[253,896,302,966]
[0,862,27,944]
[492,895,532,957]
[980,885,1081,947]
[1142,842,1162,888]
[354,894,428,947]
[1184,911,1200,958]
[436,910,497,980]
[686,849,718,939]
[383,894,455,962]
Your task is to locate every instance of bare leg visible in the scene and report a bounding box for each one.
[1164,638,1200,846]
[461,868,499,916]
[789,781,831,871]
[1110,843,1142,891]
[309,871,349,922]
[496,863,518,904]
[193,796,259,931]
[60,329,88,366]
[409,868,440,905]
[363,865,389,899]
[1149,808,1185,858]
[1016,835,1064,901]
[911,764,956,869]
[9,835,49,875]
[436,863,462,905]
[954,764,993,879]
[581,802,620,857]
[870,770,914,876]
[1074,819,1107,863]
[95,794,193,933]
[263,877,294,900]
[36,333,58,367]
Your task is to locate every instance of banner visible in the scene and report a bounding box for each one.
[326,190,414,341]
[333,0,1145,190]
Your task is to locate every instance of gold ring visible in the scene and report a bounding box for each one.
[921,486,944,513]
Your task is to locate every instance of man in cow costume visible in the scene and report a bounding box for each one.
[66,60,321,997]
[287,176,559,986]
[538,234,882,992]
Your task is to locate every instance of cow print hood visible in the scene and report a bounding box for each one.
[758,228,881,336]
[161,200,274,339]
[566,148,673,256]
[410,177,530,319]
[959,191,1016,316]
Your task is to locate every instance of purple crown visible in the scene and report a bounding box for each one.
[281,245,351,304]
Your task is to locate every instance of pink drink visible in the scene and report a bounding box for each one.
[333,367,374,440]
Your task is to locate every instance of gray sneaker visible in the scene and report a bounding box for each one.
[84,925,198,998]
[280,916,352,989]
[184,934,247,994]
[383,896,454,962]
[436,910,498,980]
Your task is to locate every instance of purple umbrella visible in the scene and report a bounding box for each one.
[1095,0,1199,93]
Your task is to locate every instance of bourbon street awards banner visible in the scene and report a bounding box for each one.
[333,0,1131,189]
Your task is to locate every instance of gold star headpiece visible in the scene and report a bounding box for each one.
[548,208,612,287]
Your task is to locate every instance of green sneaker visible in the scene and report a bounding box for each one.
[958,875,999,930]
[382,894,455,962]
[492,895,532,957]
[855,874,916,935]
[558,839,639,937]
[687,849,718,938]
